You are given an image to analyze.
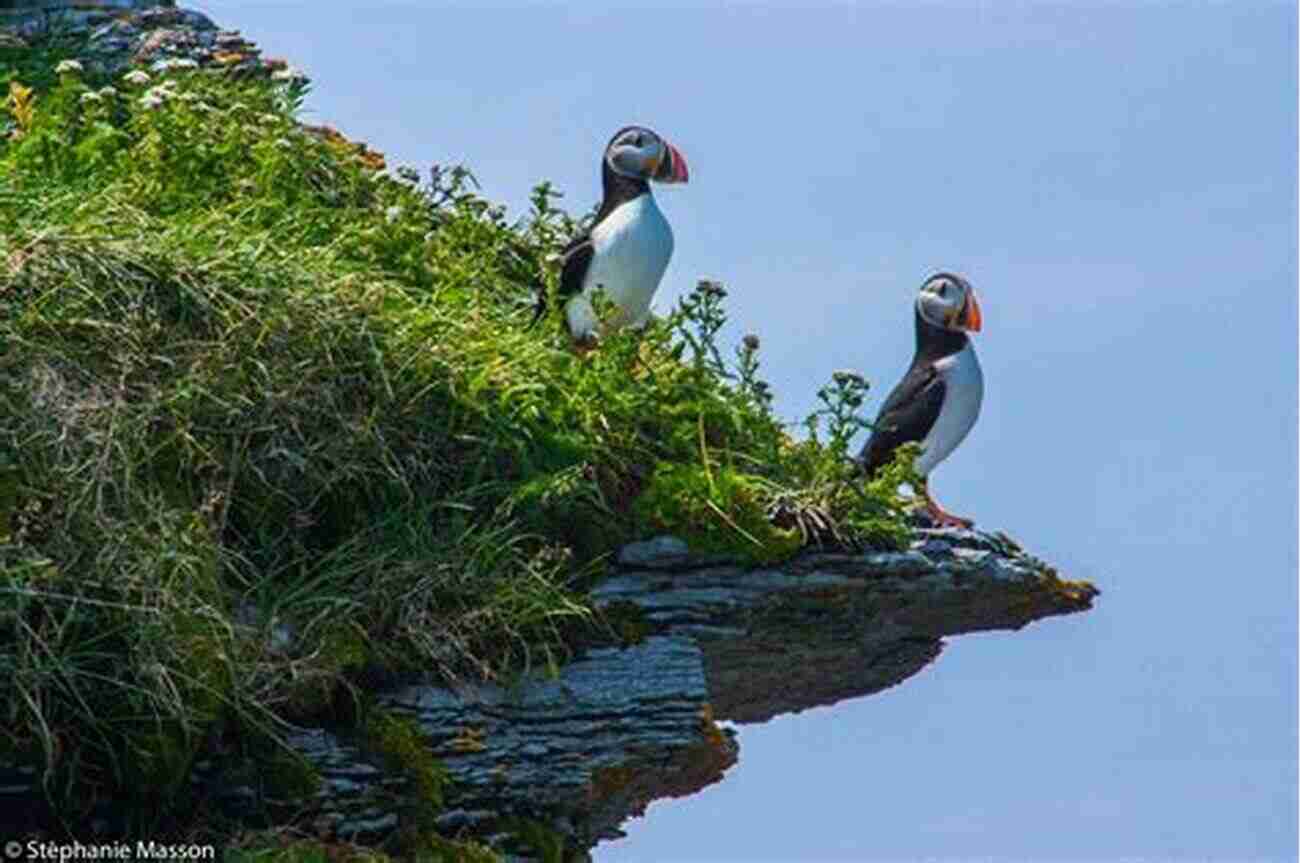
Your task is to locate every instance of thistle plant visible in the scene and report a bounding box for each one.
[671,279,730,376]
[806,368,872,457]
[736,332,773,410]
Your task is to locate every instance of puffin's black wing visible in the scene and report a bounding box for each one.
[557,235,594,304]
[858,364,946,476]
[530,234,593,329]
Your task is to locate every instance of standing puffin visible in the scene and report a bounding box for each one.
[533,125,689,343]
[858,272,985,528]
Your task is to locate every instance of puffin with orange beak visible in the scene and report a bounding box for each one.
[858,272,985,528]
[533,125,689,344]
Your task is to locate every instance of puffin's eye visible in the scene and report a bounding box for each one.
[937,282,948,296]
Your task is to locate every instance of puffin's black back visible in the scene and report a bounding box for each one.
[857,308,970,476]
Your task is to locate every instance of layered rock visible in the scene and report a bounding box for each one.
[598,527,1095,723]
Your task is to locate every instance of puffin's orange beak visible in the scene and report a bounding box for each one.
[961,290,982,332]
[668,143,689,183]
[654,142,689,183]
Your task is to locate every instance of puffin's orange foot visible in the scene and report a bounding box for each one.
[924,497,974,529]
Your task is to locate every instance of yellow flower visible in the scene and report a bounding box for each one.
[6,82,35,133]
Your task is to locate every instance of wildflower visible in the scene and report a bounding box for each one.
[271,66,306,82]
[385,206,403,224]
[161,57,199,72]
[139,92,165,111]
[832,369,867,388]
[79,91,102,106]
[697,279,728,299]
[742,334,761,352]
[55,59,84,76]
[97,86,118,99]
[123,69,151,86]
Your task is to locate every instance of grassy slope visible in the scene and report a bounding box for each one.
[0,47,915,837]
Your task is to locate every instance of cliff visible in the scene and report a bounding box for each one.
[0,5,1098,860]
[0,521,1094,857]
[2,524,1095,855]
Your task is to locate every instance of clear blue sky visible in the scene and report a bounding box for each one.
[204,3,1297,860]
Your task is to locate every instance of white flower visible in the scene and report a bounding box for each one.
[144,86,173,103]
[123,70,151,86]
[162,58,199,71]
[55,59,84,76]
[139,93,165,111]
[385,206,402,224]
[194,101,215,113]
[271,66,306,82]
[79,91,102,106]
[98,86,118,99]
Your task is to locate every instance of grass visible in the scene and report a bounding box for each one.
[0,43,917,840]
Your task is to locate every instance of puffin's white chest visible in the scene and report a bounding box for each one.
[917,342,983,476]
[566,194,673,338]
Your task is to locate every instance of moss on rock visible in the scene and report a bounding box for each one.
[361,711,449,830]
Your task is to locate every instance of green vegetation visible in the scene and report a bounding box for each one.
[226,836,501,863]
[0,45,915,839]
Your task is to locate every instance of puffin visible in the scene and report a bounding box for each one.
[858,272,985,528]
[533,125,689,343]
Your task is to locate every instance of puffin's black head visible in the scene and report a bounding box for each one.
[604,125,689,184]
[916,272,983,333]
